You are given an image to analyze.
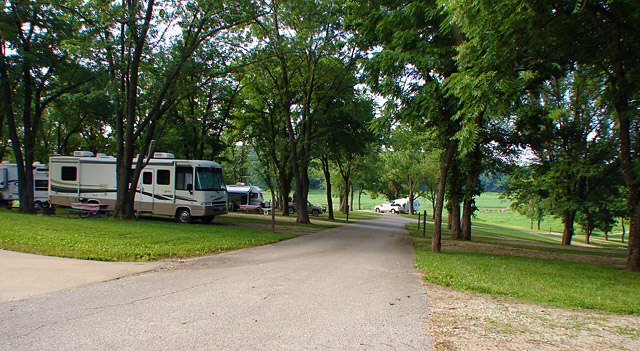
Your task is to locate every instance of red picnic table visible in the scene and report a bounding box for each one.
[68,202,109,218]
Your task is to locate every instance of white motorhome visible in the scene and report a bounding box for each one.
[0,161,50,208]
[226,184,264,211]
[48,151,228,223]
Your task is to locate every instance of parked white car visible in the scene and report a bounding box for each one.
[374,202,402,214]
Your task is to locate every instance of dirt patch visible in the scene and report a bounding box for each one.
[423,241,639,350]
[426,282,640,351]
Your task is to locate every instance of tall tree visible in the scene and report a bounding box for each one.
[349,0,463,252]
[249,0,360,223]
[237,64,294,215]
[506,168,548,230]
[73,0,260,219]
[444,1,640,269]
[0,0,89,213]
[317,95,377,217]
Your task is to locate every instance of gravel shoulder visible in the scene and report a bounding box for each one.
[422,241,640,351]
[427,283,640,351]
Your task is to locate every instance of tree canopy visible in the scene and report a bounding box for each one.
[2,0,639,271]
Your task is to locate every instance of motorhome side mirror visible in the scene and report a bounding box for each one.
[187,184,193,192]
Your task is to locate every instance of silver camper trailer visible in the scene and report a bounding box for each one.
[48,151,228,223]
[226,184,264,211]
[392,197,420,214]
[0,161,50,208]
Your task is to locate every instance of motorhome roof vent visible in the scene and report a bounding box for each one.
[73,151,94,157]
[96,153,110,158]
[153,152,175,159]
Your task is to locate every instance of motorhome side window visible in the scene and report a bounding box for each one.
[176,166,193,190]
[143,171,152,185]
[157,169,171,185]
[61,166,77,181]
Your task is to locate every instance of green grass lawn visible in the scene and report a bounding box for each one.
[407,222,638,314]
[405,193,636,314]
[0,209,301,262]
[414,245,640,314]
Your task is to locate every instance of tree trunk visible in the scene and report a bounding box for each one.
[296,162,311,223]
[450,203,461,240]
[278,163,291,216]
[408,177,414,215]
[283,95,309,223]
[618,113,640,270]
[349,183,354,214]
[20,62,35,214]
[562,209,576,245]
[342,179,350,216]
[585,211,593,245]
[321,156,334,220]
[537,219,541,231]
[461,198,472,241]
[433,139,457,253]
[607,16,638,271]
[113,1,155,220]
[0,46,34,214]
[460,135,482,241]
[627,202,640,271]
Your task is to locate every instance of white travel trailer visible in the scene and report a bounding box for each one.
[393,197,420,214]
[48,151,228,223]
[226,184,264,211]
[0,161,50,208]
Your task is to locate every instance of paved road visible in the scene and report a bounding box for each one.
[0,249,164,303]
[0,214,431,350]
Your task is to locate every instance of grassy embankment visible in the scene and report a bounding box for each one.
[408,193,638,314]
[0,209,333,262]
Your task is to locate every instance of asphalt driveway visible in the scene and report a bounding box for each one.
[0,214,431,350]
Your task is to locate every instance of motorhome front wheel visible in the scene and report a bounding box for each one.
[176,209,192,223]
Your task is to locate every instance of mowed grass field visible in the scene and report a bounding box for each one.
[408,221,638,314]
[0,209,308,261]
[403,192,637,314]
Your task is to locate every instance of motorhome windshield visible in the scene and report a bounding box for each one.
[195,167,226,191]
